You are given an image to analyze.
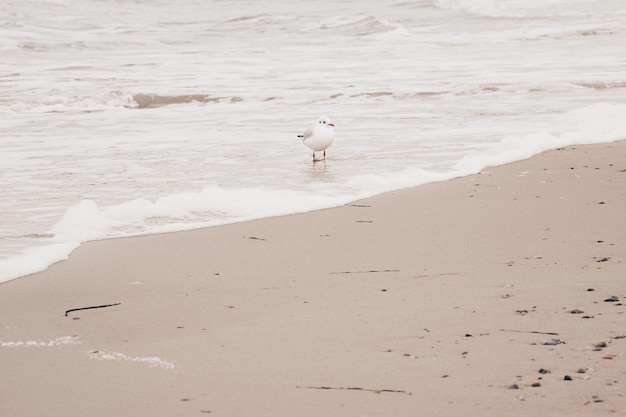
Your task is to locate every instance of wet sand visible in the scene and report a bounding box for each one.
[1,141,625,416]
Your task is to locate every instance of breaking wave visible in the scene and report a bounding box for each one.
[318,15,410,36]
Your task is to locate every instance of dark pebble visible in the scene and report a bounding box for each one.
[465,333,473,337]
[508,384,519,390]
[604,296,619,302]
[577,368,586,374]
[570,308,584,314]
[596,257,610,262]
[587,288,595,292]
[539,368,551,374]
[564,375,572,381]
[531,382,541,387]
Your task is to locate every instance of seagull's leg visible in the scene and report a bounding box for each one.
[323,150,326,160]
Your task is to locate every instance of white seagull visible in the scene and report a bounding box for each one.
[298,115,335,162]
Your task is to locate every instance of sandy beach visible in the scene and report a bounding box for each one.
[1,141,624,416]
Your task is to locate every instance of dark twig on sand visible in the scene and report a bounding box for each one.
[413,272,460,278]
[329,269,400,275]
[500,329,559,336]
[65,303,121,317]
[297,386,410,395]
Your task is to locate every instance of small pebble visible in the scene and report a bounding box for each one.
[570,308,584,314]
[595,341,607,348]
[604,295,619,302]
[587,288,595,291]
[508,384,519,390]
[564,375,572,381]
[539,368,551,374]
[577,368,586,374]
[531,382,541,387]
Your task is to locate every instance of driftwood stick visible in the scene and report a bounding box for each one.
[500,329,559,336]
[329,269,400,275]
[296,386,410,395]
[65,303,121,317]
[413,272,459,278]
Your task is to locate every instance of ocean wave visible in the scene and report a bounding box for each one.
[0,91,246,113]
[576,81,626,91]
[130,93,243,109]
[432,0,619,19]
[433,0,519,18]
[318,15,410,36]
[0,90,136,113]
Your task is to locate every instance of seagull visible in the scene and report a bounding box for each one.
[298,115,335,162]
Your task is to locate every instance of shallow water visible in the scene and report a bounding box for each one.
[1,0,626,282]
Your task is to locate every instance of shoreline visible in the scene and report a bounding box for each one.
[1,141,625,416]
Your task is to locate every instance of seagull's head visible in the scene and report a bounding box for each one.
[318,115,334,127]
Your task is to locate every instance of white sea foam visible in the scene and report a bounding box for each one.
[88,350,176,371]
[1,0,625,283]
[0,336,81,348]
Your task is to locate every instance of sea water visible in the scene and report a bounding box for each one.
[1,0,626,283]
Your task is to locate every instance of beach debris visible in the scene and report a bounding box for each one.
[329,269,399,275]
[350,204,370,208]
[245,236,266,241]
[570,308,584,314]
[577,368,587,374]
[604,295,619,302]
[413,272,459,278]
[595,257,610,262]
[595,341,607,349]
[543,338,566,346]
[508,384,520,390]
[531,382,541,387]
[539,368,551,374]
[296,386,411,395]
[500,329,559,336]
[585,395,605,404]
[64,302,121,317]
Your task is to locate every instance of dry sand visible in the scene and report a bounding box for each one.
[1,142,625,416]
